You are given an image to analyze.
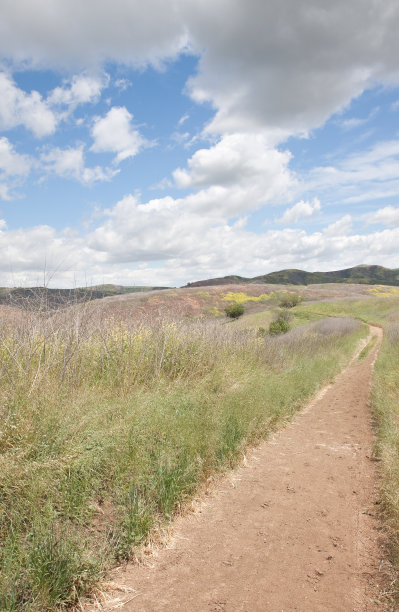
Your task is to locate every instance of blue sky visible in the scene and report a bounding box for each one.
[1,0,399,287]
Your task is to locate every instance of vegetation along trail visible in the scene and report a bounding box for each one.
[91,325,388,611]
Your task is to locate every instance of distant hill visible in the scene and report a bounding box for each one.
[0,284,169,310]
[185,265,399,287]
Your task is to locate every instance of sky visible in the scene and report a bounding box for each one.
[1,0,399,288]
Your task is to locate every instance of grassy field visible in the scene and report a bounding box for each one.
[0,296,367,610]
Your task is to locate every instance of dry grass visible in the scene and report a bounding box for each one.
[371,313,399,601]
[0,297,366,610]
[98,282,380,322]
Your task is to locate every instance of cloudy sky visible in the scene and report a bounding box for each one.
[1,0,399,287]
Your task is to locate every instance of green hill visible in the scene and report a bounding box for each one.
[186,265,399,287]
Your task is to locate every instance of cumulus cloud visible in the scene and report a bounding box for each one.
[0,0,187,69]
[2,1,399,284]
[173,133,296,214]
[83,193,392,279]
[0,72,57,137]
[47,73,109,108]
[1,1,399,140]
[1,192,398,287]
[183,0,399,136]
[323,215,352,236]
[279,198,321,224]
[0,224,86,285]
[366,205,399,227]
[0,71,110,140]
[91,107,147,163]
[40,146,119,184]
[0,137,31,200]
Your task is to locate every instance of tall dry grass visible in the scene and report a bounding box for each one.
[0,300,364,610]
[371,312,399,601]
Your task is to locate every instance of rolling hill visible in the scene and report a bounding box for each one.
[185,265,399,287]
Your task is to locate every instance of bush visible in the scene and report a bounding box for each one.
[225,303,244,319]
[269,319,290,335]
[279,292,302,308]
[269,310,292,335]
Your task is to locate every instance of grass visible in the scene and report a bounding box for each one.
[358,335,378,360]
[296,296,399,601]
[372,317,399,593]
[0,299,366,610]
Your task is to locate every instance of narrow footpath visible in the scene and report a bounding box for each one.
[91,326,388,611]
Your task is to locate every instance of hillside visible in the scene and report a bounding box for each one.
[0,284,167,309]
[185,265,399,287]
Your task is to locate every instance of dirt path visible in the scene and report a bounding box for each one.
[90,326,388,611]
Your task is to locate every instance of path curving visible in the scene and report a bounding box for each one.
[90,326,388,611]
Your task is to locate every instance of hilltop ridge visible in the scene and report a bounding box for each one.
[185,265,399,287]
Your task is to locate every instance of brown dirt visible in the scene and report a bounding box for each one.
[88,326,391,611]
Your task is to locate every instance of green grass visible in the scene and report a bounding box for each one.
[358,335,378,360]
[0,306,366,610]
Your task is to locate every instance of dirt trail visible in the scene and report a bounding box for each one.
[91,326,388,611]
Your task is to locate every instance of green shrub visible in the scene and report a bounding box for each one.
[279,292,302,308]
[225,303,244,319]
[269,319,290,335]
[269,309,292,335]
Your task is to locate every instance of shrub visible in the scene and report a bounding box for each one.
[269,319,290,335]
[269,310,292,335]
[225,303,244,319]
[279,292,302,308]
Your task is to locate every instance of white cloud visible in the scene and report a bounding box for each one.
[91,107,147,163]
[173,133,296,214]
[48,73,109,108]
[0,71,110,140]
[0,224,85,284]
[41,146,119,184]
[178,114,189,126]
[0,72,57,137]
[114,78,130,92]
[366,205,399,227]
[336,107,379,131]
[307,139,399,205]
[0,137,31,177]
[323,214,352,236]
[0,0,187,69]
[1,192,398,287]
[279,198,321,224]
[2,2,399,285]
[181,0,399,136]
[0,137,31,200]
[1,2,399,141]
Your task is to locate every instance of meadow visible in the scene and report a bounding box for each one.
[0,288,369,611]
